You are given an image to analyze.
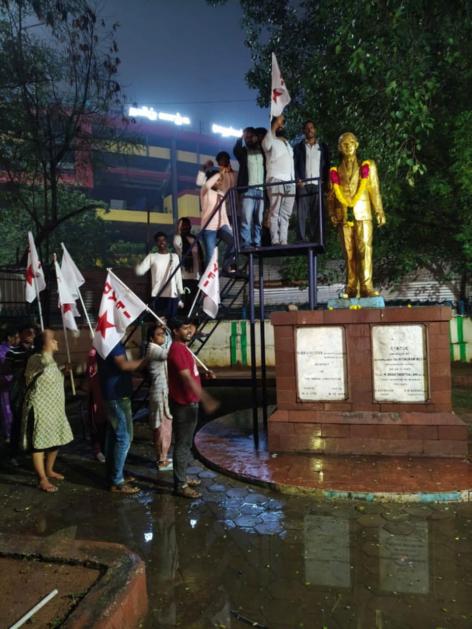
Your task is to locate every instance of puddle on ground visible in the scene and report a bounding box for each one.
[0,387,471,628]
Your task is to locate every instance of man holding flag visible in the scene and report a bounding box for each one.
[94,271,149,494]
[261,53,295,245]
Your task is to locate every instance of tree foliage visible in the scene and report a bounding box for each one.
[0,0,131,263]
[210,0,472,298]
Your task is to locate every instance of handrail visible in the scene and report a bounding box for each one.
[123,175,322,345]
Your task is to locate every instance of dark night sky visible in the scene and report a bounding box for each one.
[101,0,269,134]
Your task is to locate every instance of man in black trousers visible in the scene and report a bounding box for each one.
[293,120,330,243]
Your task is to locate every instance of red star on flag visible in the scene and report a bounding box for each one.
[96,311,115,338]
[25,265,34,286]
[272,88,283,103]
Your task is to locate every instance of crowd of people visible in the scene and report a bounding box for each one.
[197,116,330,255]
[134,116,329,321]
[0,315,217,499]
[0,117,329,499]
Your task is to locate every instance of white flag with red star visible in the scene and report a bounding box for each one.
[198,249,220,318]
[25,231,46,303]
[54,259,79,333]
[270,52,291,118]
[93,271,147,359]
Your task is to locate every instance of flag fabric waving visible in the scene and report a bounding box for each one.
[54,259,79,333]
[61,243,85,300]
[93,271,147,359]
[270,52,291,118]
[25,231,46,303]
[198,249,220,319]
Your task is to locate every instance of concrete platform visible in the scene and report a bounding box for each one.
[195,409,472,503]
[0,535,148,628]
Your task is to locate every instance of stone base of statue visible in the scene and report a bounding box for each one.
[269,306,467,457]
[327,296,385,309]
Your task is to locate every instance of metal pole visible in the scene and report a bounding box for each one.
[248,252,259,448]
[313,253,318,308]
[318,179,325,248]
[308,248,315,310]
[259,255,268,429]
[229,189,240,254]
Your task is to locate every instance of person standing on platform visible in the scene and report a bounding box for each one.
[262,115,295,245]
[294,120,330,242]
[215,151,237,195]
[135,232,184,319]
[97,340,148,494]
[167,317,217,499]
[173,218,203,313]
[200,170,237,277]
[234,127,266,249]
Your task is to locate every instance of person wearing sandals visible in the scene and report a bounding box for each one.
[147,323,173,472]
[20,329,73,493]
[167,316,218,499]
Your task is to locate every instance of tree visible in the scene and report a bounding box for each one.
[210,0,472,299]
[0,0,132,262]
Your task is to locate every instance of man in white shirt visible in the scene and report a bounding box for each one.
[135,232,184,318]
[294,120,330,242]
[261,115,296,245]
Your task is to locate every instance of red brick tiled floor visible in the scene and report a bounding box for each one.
[195,410,472,501]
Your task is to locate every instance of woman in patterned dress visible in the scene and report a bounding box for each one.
[21,329,73,493]
[146,323,173,471]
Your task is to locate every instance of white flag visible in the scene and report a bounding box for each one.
[93,271,147,359]
[198,249,220,319]
[61,243,85,300]
[54,259,78,333]
[25,231,46,303]
[270,52,291,117]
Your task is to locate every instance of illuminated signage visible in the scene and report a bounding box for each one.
[128,106,190,126]
[211,123,243,138]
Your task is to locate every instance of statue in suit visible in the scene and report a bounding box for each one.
[328,132,386,299]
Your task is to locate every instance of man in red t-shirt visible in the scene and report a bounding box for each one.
[167,317,217,498]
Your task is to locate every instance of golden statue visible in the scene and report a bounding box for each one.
[328,132,386,299]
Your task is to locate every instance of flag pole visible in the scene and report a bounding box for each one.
[54,254,76,395]
[33,272,45,331]
[60,244,94,339]
[187,288,201,320]
[107,268,211,373]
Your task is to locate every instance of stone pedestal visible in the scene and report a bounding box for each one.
[269,306,468,457]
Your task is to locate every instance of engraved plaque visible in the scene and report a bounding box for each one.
[372,325,428,402]
[296,326,347,401]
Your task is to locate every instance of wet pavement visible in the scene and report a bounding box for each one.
[196,409,472,501]
[0,387,471,628]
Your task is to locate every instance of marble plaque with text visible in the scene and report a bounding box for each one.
[296,326,347,401]
[372,325,428,402]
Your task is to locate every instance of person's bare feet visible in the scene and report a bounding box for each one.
[47,471,64,480]
[39,479,58,493]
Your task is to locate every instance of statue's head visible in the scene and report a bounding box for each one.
[338,132,359,158]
